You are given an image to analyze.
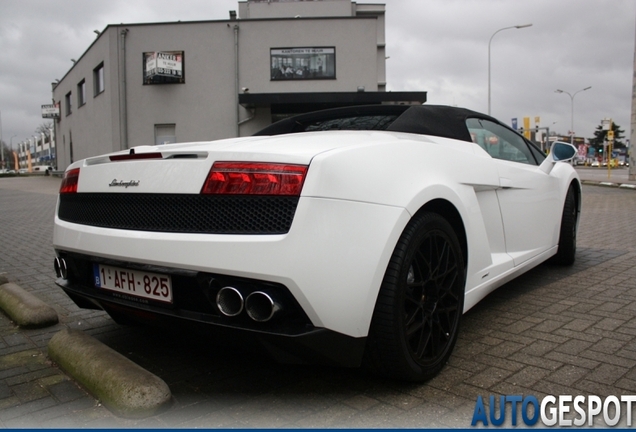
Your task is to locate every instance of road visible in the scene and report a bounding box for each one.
[0,175,635,427]
[576,166,635,185]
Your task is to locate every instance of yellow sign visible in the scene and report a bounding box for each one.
[607,130,614,141]
[523,117,531,139]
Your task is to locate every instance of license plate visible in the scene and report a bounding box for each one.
[93,264,173,303]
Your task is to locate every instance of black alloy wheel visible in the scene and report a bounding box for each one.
[365,212,465,382]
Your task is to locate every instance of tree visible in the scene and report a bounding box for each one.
[35,122,53,139]
[589,122,625,150]
[0,140,9,169]
[0,139,13,169]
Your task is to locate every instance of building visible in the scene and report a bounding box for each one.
[51,0,426,171]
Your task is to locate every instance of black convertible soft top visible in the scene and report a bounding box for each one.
[254,104,504,143]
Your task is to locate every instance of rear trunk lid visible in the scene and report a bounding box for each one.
[70,132,387,194]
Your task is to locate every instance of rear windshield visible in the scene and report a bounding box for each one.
[303,115,400,132]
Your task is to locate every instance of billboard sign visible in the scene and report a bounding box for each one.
[41,103,60,119]
[143,51,184,84]
[271,47,336,80]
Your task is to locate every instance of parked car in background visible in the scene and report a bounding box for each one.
[53,104,581,381]
[32,165,54,175]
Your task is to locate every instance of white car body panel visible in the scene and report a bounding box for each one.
[53,106,581,371]
[494,159,561,266]
[55,196,409,337]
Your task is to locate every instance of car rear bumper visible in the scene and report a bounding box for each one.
[56,271,366,367]
[53,196,410,338]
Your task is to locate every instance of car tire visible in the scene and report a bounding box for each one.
[550,185,578,266]
[364,212,465,382]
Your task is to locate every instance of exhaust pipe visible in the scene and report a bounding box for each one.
[54,257,68,279]
[245,291,281,322]
[216,286,244,317]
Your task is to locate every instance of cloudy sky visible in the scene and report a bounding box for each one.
[1,0,634,148]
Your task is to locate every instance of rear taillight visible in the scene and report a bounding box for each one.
[201,162,308,196]
[59,168,80,194]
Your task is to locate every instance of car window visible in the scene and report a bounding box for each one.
[528,141,546,164]
[466,118,537,165]
[304,115,399,132]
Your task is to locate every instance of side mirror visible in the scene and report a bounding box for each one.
[539,141,577,174]
[551,141,577,162]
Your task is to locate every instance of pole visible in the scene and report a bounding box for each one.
[119,29,129,150]
[630,9,636,181]
[234,24,240,137]
[570,95,574,143]
[608,120,613,179]
[555,86,591,145]
[0,110,4,168]
[49,126,54,165]
[488,24,532,116]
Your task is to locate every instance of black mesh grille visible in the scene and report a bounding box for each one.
[58,193,299,234]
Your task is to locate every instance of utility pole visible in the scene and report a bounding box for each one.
[630,10,636,181]
[0,110,4,169]
[607,120,614,179]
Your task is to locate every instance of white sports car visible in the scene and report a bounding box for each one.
[53,105,580,381]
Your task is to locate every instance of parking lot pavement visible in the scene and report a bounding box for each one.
[0,175,635,427]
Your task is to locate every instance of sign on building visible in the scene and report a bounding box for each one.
[143,51,185,84]
[270,47,336,80]
[41,103,60,119]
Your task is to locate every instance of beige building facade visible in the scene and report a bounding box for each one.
[51,0,426,170]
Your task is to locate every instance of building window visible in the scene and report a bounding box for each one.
[94,63,104,96]
[77,80,86,107]
[155,124,176,145]
[65,92,72,116]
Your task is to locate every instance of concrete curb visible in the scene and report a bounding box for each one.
[48,328,172,419]
[0,282,59,328]
[581,179,636,189]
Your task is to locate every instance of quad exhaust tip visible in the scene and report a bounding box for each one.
[216,286,244,317]
[245,291,281,322]
[54,257,68,279]
[215,286,282,322]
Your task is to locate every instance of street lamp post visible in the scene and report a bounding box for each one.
[33,135,39,163]
[0,110,3,168]
[488,24,533,116]
[555,86,592,144]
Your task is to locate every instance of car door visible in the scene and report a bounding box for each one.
[467,118,561,266]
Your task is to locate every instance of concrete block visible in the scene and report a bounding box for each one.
[0,282,59,328]
[48,328,172,419]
